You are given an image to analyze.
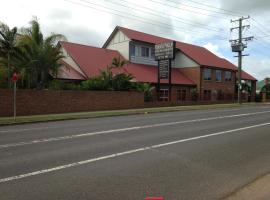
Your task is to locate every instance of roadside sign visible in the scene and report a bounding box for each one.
[12,72,18,82]
[159,59,170,79]
[155,41,176,60]
[155,41,175,101]
[145,197,164,200]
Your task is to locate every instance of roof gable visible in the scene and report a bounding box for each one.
[113,26,238,71]
[60,41,124,78]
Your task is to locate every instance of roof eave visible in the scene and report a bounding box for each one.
[102,26,120,48]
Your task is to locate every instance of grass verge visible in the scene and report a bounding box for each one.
[0,103,260,126]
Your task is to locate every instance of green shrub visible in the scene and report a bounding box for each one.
[49,80,64,90]
[112,73,133,91]
[81,76,109,90]
[133,82,154,102]
[255,93,262,102]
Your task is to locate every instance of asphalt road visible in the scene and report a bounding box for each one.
[0,105,270,200]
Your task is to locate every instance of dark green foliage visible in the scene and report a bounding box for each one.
[191,88,198,101]
[0,67,8,88]
[132,82,154,102]
[255,93,262,102]
[82,76,110,90]
[261,84,270,99]
[49,80,81,90]
[112,73,133,91]
[0,18,66,89]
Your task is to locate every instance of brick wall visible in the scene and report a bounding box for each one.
[0,89,144,117]
[200,67,236,101]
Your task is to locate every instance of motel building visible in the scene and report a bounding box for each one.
[57,26,257,102]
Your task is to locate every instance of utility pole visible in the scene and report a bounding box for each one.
[230,16,253,104]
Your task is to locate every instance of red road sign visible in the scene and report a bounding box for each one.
[12,73,18,82]
[145,197,164,200]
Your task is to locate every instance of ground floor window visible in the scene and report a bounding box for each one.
[159,89,169,101]
[177,89,187,101]
[203,90,211,101]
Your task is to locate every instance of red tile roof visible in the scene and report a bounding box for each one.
[60,41,124,78]
[60,42,195,85]
[117,26,237,70]
[124,63,195,85]
[240,70,257,81]
[56,60,86,80]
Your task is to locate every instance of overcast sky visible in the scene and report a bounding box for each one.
[1,0,269,80]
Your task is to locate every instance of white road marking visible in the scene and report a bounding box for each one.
[0,121,270,183]
[1,110,270,149]
[0,107,266,134]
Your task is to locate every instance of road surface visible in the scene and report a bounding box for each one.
[0,105,270,200]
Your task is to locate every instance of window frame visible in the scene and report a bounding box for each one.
[216,70,222,82]
[225,71,232,82]
[159,89,169,101]
[203,68,212,81]
[130,44,135,57]
[141,46,150,58]
[177,89,187,102]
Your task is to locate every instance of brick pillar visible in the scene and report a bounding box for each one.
[262,92,266,102]
[251,81,256,102]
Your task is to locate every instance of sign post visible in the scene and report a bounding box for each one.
[12,73,18,121]
[155,41,176,101]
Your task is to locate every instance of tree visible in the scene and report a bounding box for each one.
[0,22,18,88]
[17,18,65,88]
[110,56,129,70]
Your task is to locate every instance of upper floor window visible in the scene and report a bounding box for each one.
[130,45,135,56]
[203,68,212,81]
[141,46,149,57]
[150,47,155,59]
[225,71,232,81]
[216,70,222,82]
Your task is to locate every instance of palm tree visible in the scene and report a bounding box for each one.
[17,18,65,88]
[0,22,18,88]
[110,56,129,70]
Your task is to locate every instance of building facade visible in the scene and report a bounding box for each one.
[57,26,257,102]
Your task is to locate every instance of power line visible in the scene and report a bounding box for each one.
[175,0,246,16]
[106,0,223,32]
[165,0,239,17]
[145,0,231,19]
[66,0,228,41]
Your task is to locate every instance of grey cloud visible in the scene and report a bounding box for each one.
[47,9,72,21]
[44,22,106,47]
[220,0,270,14]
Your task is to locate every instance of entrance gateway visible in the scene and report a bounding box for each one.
[154,41,176,101]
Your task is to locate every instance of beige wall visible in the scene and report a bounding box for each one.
[173,51,199,68]
[106,30,130,60]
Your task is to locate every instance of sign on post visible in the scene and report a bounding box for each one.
[12,73,18,121]
[159,60,170,79]
[155,41,176,61]
[155,41,176,101]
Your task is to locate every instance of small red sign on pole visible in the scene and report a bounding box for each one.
[12,72,18,82]
[145,197,164,200]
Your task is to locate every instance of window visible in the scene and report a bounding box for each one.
[141,46,149,57]
[225,71,232,81]
[177,89,187,101]
[130,45,135,56]
[203,90,211,101]
[203,68,212,81]
[150,47,155,59]
[216,70,222,82]
[159,89,169,101]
